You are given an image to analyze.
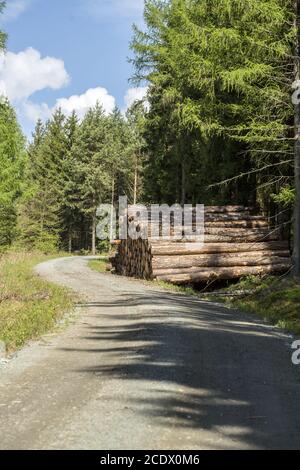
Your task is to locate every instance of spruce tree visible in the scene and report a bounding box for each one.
[131,0,300,262]
[0,99,25,248]
[20,110,68,251]
[71,104,111,254]
[61,111,81,252]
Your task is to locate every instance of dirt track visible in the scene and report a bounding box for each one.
[0,256,299,450]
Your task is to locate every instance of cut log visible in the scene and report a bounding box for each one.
[205,220,269,228]
[205,214,265,222]
[156,262,291,284]
[203,227,277,236]
[149,233,280,243]
[151,241,289,256]
[110,240,121,246]
[198,205,251,213]
[154,258,290,276]
[113,206,291,284]
[152,251,291,270]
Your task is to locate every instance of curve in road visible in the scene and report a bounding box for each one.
[0,256,299,450]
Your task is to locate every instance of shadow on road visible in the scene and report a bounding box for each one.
[63,291,300,449]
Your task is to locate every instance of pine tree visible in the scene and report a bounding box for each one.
[131,0,299,259]
[126,101,147,204]
[61,111,81,252]
[0,99,25,248]
[20,110,68,251]
[71,104,111,254]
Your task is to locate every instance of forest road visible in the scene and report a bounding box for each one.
[0,256,300,450]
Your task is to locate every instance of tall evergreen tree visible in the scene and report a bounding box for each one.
[71,104,111,254]
[0,99,25,248]
[61,111,81,252]
[20,110,68,251]
[131,0,300,268]
[126,101,147,204]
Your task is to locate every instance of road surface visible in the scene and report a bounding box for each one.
[0,256,299,450]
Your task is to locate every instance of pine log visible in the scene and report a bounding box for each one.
[151,241,289,256]
[205,214,265,222]
[152,251,291,270]
[153,258,290,276]
[204,220,269,228]
[155,263,291,284]
[204,233,280,242]
[203,227,276,236]
[110,240,121,246]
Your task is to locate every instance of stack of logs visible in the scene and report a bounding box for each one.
[111,206,291,284]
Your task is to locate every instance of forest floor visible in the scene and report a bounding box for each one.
[0,256,299,449]
[0,251,75,351]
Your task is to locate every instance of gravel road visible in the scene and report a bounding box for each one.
[0,256,299,450]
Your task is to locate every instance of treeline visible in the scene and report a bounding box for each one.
[1,0,300,269]
[21,105,146,253]
[0,0,147,255]
[0,101,145,253]
[132,0,297,219]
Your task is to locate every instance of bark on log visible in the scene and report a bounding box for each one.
[113,207,291,284]
[151,241,289,256]
[152,251,291,270]
[156,263,291,284]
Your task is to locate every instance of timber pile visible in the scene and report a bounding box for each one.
[112,206,291,284]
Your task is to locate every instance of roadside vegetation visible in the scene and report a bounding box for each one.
[88,258,110,274]
[210,276,300,335]
[0,251,75,352]
[155,275,300,335]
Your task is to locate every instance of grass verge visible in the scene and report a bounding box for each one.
[207,275,300,335]
[88,257,110,273]
[0,251,75,352]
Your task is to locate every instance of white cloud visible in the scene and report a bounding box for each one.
[21,100,52,122]
[124,86,148,110]
[0,47,70,101]
[56,87,116,119]
[23,87,116,122]
[0,0,32,22]
[22,86,149,125]
[0,46,149,134]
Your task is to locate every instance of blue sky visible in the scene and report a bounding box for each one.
[0,0,147,138]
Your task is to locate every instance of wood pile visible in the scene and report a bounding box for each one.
[111,206,291,284]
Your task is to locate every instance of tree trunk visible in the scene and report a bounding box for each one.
[133,153,138,205]
[181,158,186,206]
[68,232,72,254]
[92,214,96,256]
[110,178,115,242]
[294,0,300,276]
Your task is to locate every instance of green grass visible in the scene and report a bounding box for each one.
[154,280,198,296]
[88,257,110,273]
[209,275,300,335]
[0,251,75,352]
